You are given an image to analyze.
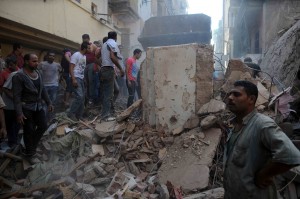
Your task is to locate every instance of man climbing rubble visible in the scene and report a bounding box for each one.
[224,80,300,199]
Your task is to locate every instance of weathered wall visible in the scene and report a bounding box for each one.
[260,20,300,89]
[0,0,117,44]
[141,44,213,130]
[262,0,300,52]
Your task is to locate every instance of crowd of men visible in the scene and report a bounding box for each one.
[0,31,142,163]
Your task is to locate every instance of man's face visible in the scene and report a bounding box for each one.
[226,86,254,114]
[28,54,39,69]
[136,52,142,60]
[17,46,24,54]
[9,62,17,71]
[83,38,90,43]
[84,45,91,54]
[48,53,55,63]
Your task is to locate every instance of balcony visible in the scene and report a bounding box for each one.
[108,0,140,23]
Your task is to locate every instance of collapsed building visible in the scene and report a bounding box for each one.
[1,13,300,199]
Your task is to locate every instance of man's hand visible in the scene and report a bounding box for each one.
[255,171,273,189]
[48,105,54,112]
[120,69,125,77]
[127,80,132,87]
[0,128,7,139]
[72,78,78,88]
[17,114,27,125]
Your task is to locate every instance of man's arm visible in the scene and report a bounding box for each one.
[110,51,124,76]
[69,63,78,87]
[255,162,296,189]
[0,96,6,138]
[0,107,6,139]
[2,88,13,99]
[12,75,26,124]
[257,122,300,188]
[65,53,71,63]
[126,60,132,86]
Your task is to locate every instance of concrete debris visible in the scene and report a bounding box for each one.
[200,115,218,130]
[183,114,200,130]
[198,99,226,115]
[2,41,300,199]
[158,128,222,193]
[172,126,184,135]
[183,187,224,199]
[116,99,143,122]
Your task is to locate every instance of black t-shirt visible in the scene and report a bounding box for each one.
[61,56,70,74]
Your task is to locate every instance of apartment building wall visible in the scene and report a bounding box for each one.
[0,0,119,55]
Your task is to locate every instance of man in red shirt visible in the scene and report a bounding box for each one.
[0,56,19,90]
[126,49,142,107]
[7,43,24,68]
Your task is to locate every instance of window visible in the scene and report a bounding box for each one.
[91,3,97,15]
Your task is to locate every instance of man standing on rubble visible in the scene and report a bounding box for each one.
[224,80,300,198]
[68,42,90,121]
[126,49,142,107]
[100,31,124,120]
[13,53,53,163]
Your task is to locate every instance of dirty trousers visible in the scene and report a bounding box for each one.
[23,109,47,156]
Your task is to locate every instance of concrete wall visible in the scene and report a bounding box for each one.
[0,0,118,44]
[141,44,213,130]
[262,0,300,53]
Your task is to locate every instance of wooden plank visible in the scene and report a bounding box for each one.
[0,145,20,173]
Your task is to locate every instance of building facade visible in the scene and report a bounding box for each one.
[223,0,300,61]
[0,0,121,58]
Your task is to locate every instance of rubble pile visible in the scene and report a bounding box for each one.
[1,58,300,198]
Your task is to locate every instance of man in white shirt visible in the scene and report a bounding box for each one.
[100,31,124,119]
[68,42,91,121]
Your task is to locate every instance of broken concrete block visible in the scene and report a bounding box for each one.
[32,191,43,198]
[135,182,148,192]
[197,99,226,115]
[93,163,108,177]
[158,148,167,160]
[90,177,111,186]
[200,115,217,130]
[150,194,160,199]
[101,158,118,164]
[183,114,200,129]
[128,161,140,176]
[95,121,126,137]
[158,128,222,193]
[256,82,270,107]
[136,172,149,182]
[123,190,141,199]
[126,123,136,133]
[83,169,97,182]
[162,137,174,145]
[92,144,105,156]
[183,187,224,199]
[221,59,254,93]
[77,129,99,144]
[172,126,184,135]
[104,165,116,173]
[142,44,213,131]
[75,183,96,197]
[116,99,142,122]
